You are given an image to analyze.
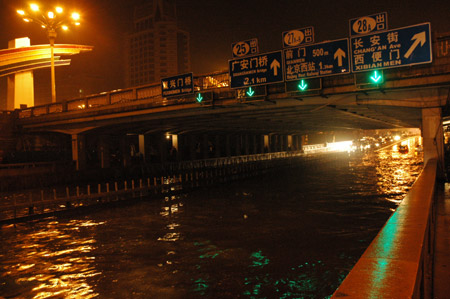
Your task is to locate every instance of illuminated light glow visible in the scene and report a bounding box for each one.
[71,12,80,20]
[23,18,31,22]
[30,3,39,11]
[370,70,382,83]
[62,25,69,31]
[298,79,308,91]
[74,22,80,26]
[48,11,55,19]
[55,7,63,13]
[17,10,25,15]
[246,86,255,97]
[196,93,203,103]
[327,140,354,152]
[165,134,171,140]
[394,135,401,141]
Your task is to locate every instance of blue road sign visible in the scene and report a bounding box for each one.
[282,26,314,48]
[161,73,194,97]
[229,51,283,88]
[351,23,432,72]
[349,12,388,36]
[231,38,259,58]
[284,38,350,81]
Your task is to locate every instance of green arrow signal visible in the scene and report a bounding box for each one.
[196,93,203,103]
[298,80,308,91]
[370,70,382,83]
[246,86,255,97]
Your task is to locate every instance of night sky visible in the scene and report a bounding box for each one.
[0,0,449,106]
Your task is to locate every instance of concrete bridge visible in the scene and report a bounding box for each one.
[0,33,448,172]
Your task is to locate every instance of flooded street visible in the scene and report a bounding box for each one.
[0,139,423,298]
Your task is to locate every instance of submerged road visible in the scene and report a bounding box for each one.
[0,139,423,298]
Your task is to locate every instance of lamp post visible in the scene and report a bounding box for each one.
[17,4,81,103]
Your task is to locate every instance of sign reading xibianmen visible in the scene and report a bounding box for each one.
[351,23,432,72]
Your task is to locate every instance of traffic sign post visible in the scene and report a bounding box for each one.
[351,23,432,73]
[231,38,259,58]
[284,38,350,81]
[229,51,284,89]
[349,12,388,36]
[161,73,194,98]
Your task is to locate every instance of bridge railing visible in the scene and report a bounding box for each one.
[332,158,437,298]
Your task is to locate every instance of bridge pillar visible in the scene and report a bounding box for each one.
[263,135,269,153]
[215,135,221,158]
[202,134,209,159]
[71,134,86,171]
[243,134,249,155]
[235,134,241,156]
[280,135,286,151]
[251,135,257,154]
[138,134,146,162]
[225,134,231,157]
[6,38,35,110]
[98,135,110,168]
[422,108,445,176]
[188,135,196,160]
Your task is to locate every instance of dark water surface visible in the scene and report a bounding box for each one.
[0,141,423,298]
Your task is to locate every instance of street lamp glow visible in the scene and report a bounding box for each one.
[30,4,39,12]
[16,4,82,103]
[71,12,80,20]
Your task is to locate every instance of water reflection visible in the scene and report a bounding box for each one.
[0,219,104,298]
[374,137,423,204]
[0,145,423,299]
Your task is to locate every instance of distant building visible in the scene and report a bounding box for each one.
[125,0,190,87]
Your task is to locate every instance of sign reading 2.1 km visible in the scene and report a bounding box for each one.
[229,51,283,88]
[351,23,432,72]
[284,38,350,81]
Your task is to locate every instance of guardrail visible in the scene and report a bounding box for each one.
[1,150,345,223]
[332,158,437,298]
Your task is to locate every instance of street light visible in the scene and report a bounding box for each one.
[17,3,81,103]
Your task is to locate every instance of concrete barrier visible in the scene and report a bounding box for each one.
[332,159,436,298]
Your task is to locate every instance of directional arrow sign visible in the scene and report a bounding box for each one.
[284,38,350,81]
[351,23,432,72]
[334,48,346,67]
[298,80,308,91]
[229,51,284,89]
[404,31,426,59]
[270,59,281,76]
[196,93,203,103]
[246,86,255,96]
[370,70,382,83]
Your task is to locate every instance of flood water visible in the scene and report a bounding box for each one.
[0,139,423,298]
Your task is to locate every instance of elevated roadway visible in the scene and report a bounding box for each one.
[5,32,450,171]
